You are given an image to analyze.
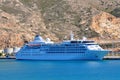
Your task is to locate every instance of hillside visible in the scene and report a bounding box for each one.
[0,0,120,48]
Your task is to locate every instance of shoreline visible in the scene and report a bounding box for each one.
[0,56,120,60]
[0,56,15,59]
[103,56,120,60]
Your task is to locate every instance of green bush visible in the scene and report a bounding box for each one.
[0,53,2,56]
[111,8,120,17]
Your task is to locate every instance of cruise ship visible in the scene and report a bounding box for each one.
[15,33,110,60]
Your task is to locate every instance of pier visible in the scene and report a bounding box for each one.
[99,40,120,60]
[103,52,120,60]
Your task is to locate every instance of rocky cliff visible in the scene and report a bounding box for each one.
[0,0,120,48]
[91,12,120,39]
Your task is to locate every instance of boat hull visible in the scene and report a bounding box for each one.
[15,50,109,60]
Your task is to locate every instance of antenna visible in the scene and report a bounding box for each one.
[82,36,87,40]
[70,31,74,40]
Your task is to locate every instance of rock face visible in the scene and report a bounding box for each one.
[91,12,120,39]
[0,0,120,48]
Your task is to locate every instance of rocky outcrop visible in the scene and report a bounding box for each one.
[91,12,120,39]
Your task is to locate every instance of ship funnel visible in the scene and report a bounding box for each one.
[70,31,74,40]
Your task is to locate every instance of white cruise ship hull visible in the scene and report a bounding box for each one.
[16,50,109,60]
[15,34,110,60]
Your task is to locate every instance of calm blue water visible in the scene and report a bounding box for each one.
[0,59,120,80]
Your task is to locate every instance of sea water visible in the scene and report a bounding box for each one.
[0,59,120,80]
